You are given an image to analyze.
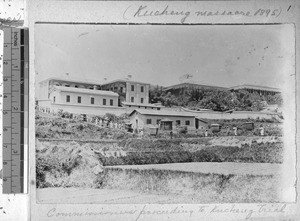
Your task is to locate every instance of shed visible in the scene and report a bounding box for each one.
[128,109,196,130]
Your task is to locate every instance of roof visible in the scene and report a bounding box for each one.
[52,86,119,96]
[102,79,150,86]
[229,84,280,92]
[129,109,196,117]
[195,118,208,123]
[122,102,163,107]
[163,82,227,91]
[39,77,102,86]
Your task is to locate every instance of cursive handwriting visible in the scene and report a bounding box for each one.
[131,5,191,23]
[46,204,289,221]
[123,5,282,23]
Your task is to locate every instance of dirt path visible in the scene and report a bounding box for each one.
[106,162,282,176]
[37,188,196,204]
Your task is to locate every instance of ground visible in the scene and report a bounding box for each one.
[35,111,284,203]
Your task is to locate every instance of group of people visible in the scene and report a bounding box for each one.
[203,125,265,137]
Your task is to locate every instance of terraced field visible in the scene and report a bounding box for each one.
[105,162,282,176]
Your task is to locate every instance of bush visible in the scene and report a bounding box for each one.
[97,149,221,166]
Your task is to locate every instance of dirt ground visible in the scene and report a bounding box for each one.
[105,162,282,176]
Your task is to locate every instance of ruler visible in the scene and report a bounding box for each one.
[2,27,29,194]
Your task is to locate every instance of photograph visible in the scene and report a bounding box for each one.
[34,23,294,204]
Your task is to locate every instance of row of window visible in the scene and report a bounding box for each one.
[131,97,144,103]
[131,85,144,92]
[65,95,114,106]
[146,119,190,126]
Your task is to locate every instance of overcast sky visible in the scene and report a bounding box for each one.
[35,24,293,88]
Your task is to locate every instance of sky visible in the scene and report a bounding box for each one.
[35,24,294,88]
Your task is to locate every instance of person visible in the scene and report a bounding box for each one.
[259,125,264,136]
[205,129,208,137]
[139,130,144,139]
[170,131,173,139]
[233,126,237,136]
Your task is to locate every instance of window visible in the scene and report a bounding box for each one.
[185,120,190,126]
[157,108,161,110]
[110,99,113,106]
[66,95,70,102]
[77,96,81,103]
[53,96,56,103]
[131,97,134,103]
[103,98,106,105]
[176,120,181,125]
[120,87,123,93]
[141,98,144,103]
[91,97,94,104]
[131,85,134,91]
[141,86,144,92]
[146,119,152,124]
[74,85,78,88]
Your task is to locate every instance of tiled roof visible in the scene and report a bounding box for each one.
[129,109,196,117]
[163,82,227,91]
[229,84,280,92]
[122,102,163,107]
[102,79,150,86]
[52,86,119,96]
[39,77,102,86]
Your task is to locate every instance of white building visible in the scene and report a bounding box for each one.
[37,78,126,116]
[129,109,197,130]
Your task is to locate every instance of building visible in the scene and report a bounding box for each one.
[129,109,197,130]
[229,84,280,96]
[37,77,127,116]
[162,82,227,95]
[50,86,118,107]
[38,85,126,115]
[121,102,163,111]
[101,79,158,109]
[37,77,102,101]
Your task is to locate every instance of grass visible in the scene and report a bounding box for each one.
[100,167,280,203]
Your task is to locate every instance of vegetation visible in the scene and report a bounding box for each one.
[149,86,283,111]
[101,167,281,203]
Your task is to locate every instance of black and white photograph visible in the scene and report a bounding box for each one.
[34,23,295,204]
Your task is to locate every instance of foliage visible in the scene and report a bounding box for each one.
[149,87,282,111]
[97,149,221,166]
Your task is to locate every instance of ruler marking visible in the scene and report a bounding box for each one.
[3,27,28,194]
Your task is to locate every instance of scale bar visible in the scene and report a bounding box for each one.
[2,27,29,194]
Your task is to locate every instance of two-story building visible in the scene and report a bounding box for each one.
[101,79,162,110]
[37,77,125,116]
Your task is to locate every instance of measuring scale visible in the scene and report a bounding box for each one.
[2,27,29,194]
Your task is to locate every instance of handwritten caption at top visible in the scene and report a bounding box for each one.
[123,5,283,23]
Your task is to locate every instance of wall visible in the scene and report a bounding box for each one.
[130,112,195,129]
[38,102,127,116]
[125,82,149,104]
[181,107,280,120]
[53,91,118,107]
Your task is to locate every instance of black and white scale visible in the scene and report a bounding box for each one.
[2,27,29,194]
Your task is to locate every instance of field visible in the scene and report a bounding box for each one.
[35,113,284,203]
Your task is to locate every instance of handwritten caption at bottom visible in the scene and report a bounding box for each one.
[46,204,288,220]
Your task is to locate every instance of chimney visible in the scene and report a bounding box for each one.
[93,85,97,90]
